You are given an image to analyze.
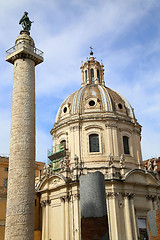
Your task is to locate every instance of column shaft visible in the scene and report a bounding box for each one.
[65,199,70,240]
[45,203,49,239]
[130,198,138,240]
[5,58,35,240]
[124,197,133,239]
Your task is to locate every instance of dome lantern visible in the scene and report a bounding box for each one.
[81,49,105,86]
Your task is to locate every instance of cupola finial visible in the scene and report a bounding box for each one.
[90,46,93,56]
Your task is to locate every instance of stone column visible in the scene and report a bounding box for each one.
[65,195,70,240]
[60,196,65,240]
[105,124,114,156]
[5,30,43,240]
[41,201,46,240]
[81,69,84,85]
[130,195,138,240]
[87,67,90,84]
[112,126,119,157]
[74,126,80,159]
[73,193,80,240]
[146,195,154,210]
[123,193,133,239]
[106,192,119,239]
[70,126,75,162]
[45,200,50,240]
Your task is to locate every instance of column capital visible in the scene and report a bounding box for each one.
[73,193,80,200]
[145,195,157,200]
[106,192,119,198]
[60,194,71,203]
[122,192,134,199]
[40,199,51,207]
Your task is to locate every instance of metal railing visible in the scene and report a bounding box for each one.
[48,142,66,157]
[48,142,67,162]
[6,40,44,57]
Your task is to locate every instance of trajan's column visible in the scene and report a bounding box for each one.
[5,13,43,240]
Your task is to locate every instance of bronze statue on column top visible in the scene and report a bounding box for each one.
[19,12,33,32]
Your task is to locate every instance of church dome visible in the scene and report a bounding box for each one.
[54,53,135,126]
[50,50,142,171]
[55,85,135,124]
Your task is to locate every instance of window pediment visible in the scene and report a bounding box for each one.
[84,125,103,131]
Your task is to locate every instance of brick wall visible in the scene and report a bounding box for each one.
[81,215,108,240]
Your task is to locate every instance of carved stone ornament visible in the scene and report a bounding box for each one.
[153,159,158,174]
[73,193,80,200]
[108,154,114,167]
[105,123,117,129]
[60,157,69,172]
[74,154,79,167]
[147,159,152,171]
[43,164,51,176]
[118,200,124,208]
[106,192,119,198]
[73,154,82,170]
[146,195,157,201]
[119,154,125,168]
[60,194,71,203]
[50,178,60,187]
[40,199,51,207]
[122,192,134,199]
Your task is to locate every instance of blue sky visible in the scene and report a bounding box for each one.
[0,0,160,163]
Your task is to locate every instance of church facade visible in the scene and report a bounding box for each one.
[36,52,160,240]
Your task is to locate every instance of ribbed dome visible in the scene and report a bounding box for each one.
[55,84,135,124]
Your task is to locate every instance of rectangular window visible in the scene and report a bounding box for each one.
[97,69,100,82]
[4,167,8,171]
[123,136,130,154]
[89,134,99,152]
[3,178,8,187]
[85,70,87,83]
[137,218,148,240]
[91,69,94,84]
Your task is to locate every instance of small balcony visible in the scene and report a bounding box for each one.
[48,142,67,161]
[6,41,44,57]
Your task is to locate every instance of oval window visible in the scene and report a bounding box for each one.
[89,100,95,106]
[63,107,67,113]
[118,103,123,109]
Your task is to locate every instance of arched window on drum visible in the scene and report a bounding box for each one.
[123,136,130,154]
[60,140,66,150]
[89,134,99,152]
[97,69,100,82]
[90,69,94,84]
[85,70,87,83]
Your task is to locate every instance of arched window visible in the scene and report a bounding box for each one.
[91,69,94,84]
[89,134,99,152]
[85,70,87,83]
[97,69,100,82]
[60,140,66,149]
[123,136,130,154]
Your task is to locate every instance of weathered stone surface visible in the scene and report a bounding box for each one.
[80,172,109,240]
[147,210,157,237]
[5,31,43,240]
[80,171,107,218]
